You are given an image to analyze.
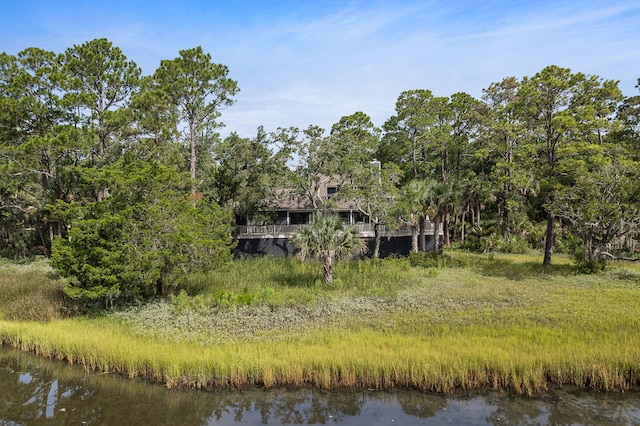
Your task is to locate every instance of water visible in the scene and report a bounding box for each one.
[1,347,639,425]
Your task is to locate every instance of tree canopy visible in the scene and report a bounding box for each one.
[1,39,639,289]
[50,160,234,305]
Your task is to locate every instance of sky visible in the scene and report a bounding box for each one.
[1,0,639,138]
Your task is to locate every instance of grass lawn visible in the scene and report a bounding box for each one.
[1,252,639,394]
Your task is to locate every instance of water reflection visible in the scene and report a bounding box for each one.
[1,346,640,425]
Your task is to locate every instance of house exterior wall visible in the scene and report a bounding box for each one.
[234,237,297,257]
[233,234,438,258]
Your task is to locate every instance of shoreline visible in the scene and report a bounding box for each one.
[2,320,639,395]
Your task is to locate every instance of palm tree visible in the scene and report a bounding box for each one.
[291,213,367,284]
[427,181,455,251]
[396,178,435,252]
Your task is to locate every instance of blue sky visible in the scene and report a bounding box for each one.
[1,0,639,138]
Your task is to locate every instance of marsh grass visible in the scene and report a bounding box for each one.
[0,258,73,321]
[1,252,640,394]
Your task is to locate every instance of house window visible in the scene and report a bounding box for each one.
[326,186,338,198]
[338,211,351,224]
[289,212,311,225]
[275,211,288,225]
[353,211,367,223]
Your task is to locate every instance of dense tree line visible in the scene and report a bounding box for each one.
[1,39,639,304]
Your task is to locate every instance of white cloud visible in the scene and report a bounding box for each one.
[215,1,639,137]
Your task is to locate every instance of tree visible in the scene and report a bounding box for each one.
[456,172,493,245]
[0,48,82,256]
[210,127,291,221]
[551,160,640,263]
[0,50,48,256]
[290,213,366,284]
[380,90,449,180]
[153,46,238,192]
[62,38,140,165]
[127,75,181,165]
[393,178,434,252]
[616,78,640,159]
[446,92,483,184]
[329,111,378,166]
[428,181,455,251]
[340,161,401,258]
[481,76,537,240]
[517,65,623,265]
[60,38,142,210]
[51,160,234,306]
[288,125,335,209]
[440,92,485,244]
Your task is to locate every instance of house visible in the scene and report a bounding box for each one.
[233,177,442,258]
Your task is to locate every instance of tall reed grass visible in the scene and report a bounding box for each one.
[2,319,639,394]
[0,258,72,321]
[1,253,640,394]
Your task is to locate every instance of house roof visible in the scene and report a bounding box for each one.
[270,175,359,211]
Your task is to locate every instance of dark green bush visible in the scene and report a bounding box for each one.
[572,247,607,274]
[499,236,531,254]
[576,259,607,274]
[408,251,464,268]
[574,256,607,274]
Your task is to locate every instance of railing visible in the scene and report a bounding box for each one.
[236,224,306,235]
[236,223,437,237]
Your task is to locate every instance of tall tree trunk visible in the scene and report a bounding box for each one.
[502,197,510,241]
[418,216,426,252]
[411,130,418,178]
[37,225,50,258]
[322,254,334,284]
[373,222,381,259]
[189,118,197,193]
[411,223,419,253]
[48,223,55,250]
[543,210,555,265]
[433,218,441,253]
[586,237,594,261]
[441,141,448,183]
[443,213,450,246]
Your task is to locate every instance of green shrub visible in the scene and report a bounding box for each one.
[0,247,15,259]
[479,233,503,253]
[573,249,607,274]
[461,226,494,252]
[408,251,463,268]
[525,223,547,250]
[169,290,192,314]
[577,259,606,274]
[236,293,254,306]
[499,236,531,254]
[212,290,237,307]
[409,251,440,268]
[211,289,255,307]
